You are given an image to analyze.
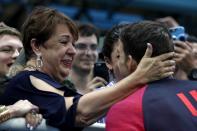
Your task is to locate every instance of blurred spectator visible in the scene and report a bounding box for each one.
[156,16,179,28]
[156,17,197,80]
[173,40,197,80]
[0,22,42,130]
[188,36,197,69]
[186,36,197,80]
[0,22,23,91]
[68,23,107,94]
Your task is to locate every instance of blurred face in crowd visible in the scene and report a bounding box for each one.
[106,39,136,82]
[72,34,98,72]
[191,42,197,65]
[38,24,76,82]
[0,34,23,75]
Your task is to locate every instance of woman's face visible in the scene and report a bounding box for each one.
[40,24,76,82]
[0,35,23,75]
[108,39,131,81]
[106,39,138,82]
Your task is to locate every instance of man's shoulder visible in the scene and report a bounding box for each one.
[143,79,197,131]
[109,84,148,112]
[147,78,197,91]
[106,85,147,131]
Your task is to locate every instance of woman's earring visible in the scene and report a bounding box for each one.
[36,53,43,68]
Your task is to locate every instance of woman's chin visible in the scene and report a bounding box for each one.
[61,68,70,77]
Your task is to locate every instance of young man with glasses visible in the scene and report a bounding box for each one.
[68,23,107,94]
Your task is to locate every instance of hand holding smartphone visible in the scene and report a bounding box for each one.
[169,26,187,41]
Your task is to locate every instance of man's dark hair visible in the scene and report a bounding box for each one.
[102,24,129,60]
[77,23,99,42]
[121,21,174,63]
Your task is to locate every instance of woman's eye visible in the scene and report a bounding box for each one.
[72,43,75,47]
[60,40,69,45]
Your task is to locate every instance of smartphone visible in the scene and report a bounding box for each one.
[93,62,109,82]
[169,26,187,41]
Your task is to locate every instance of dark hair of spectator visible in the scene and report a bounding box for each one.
[121,21,174,63]
[77,23,99,43]
[102,24,128,60]
[22,6,78,59]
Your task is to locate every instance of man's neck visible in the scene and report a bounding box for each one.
[174,68,188,80]
[69,68,94,94]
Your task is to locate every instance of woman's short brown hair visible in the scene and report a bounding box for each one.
[22,6,78,59]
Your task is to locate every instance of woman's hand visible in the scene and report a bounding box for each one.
[7,100,39,118]
[7,100,42,130]
[26,111,43,130]
[134,43,175,84]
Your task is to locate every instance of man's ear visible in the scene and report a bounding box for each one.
[127,55,137,72]
[31,38,41,54]
[104,57,113,70]
[127,55,132,68]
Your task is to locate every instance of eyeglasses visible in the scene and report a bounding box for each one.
[75,43,97,51]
